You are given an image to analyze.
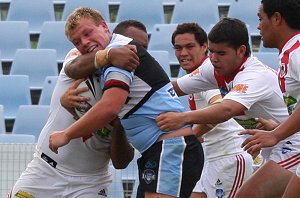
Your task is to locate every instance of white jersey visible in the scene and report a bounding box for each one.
[177,56,300,171]
[278,32,300,114]
[177,56,289,127]
[181,58,246,159]
[37,48,111,176]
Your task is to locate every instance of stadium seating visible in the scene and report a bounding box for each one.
[148,24,179,65]
[148,50,171,78]
[10,49,59,90]
[6,0,55,34]
[227,0,261,36]
[39,76,59,105]
[37,21,74,63]
[62,0,110,22]
[0,105,5,133]
[253,52,279,70]
[115,0,165,34]
[0,21,31,63]
[12,105,50,139]
[170,0,219,32]
[0,75,31,120]
[0,134,36,143]
[0,51,2,75]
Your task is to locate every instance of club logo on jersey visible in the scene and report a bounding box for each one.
[279,62,287,78]
[142,169,156,184]
[167,87,177,97]
[15,190,35,198]
[216,189,225,198]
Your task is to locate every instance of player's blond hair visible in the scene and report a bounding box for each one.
[65,7,105,40]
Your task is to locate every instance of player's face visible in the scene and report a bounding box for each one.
[208,41,246,77]
[174,33,207,73]
[257,4,278,48]
[69,17,111,54]
[122,26,149,49]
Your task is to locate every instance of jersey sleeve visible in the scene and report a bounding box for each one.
[224,70,274,110]
[177,61,218,94]
[102,66,133,92]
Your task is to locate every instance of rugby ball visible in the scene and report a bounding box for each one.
[75,74,102,118]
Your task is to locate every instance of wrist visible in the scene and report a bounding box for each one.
[94,48,110,69]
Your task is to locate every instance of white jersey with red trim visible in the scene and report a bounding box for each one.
[278,32,300,114]
[177,56,289,127]
[183,58,246,159]
[177,56,300,171]
[37,48,112,177]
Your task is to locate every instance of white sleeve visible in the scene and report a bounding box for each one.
[177,62,218,94]
[224,70,273,110]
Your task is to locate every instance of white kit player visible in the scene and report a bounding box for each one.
[157,18,300,198]
[7,17,146,198]
[171,23,253,198]
[238,0,300,197]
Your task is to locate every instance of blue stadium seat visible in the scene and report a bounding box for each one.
[12,105,50,139]
[37,21,74,63]
[227,0,261,36]
[253,52,279,70]
[0,51,2,75]
[39,76,58,105]
[0,134,36,143]
[115,0,165,34]
[10,49,58,90]
[0,75,32,120]
[62,0,110,22]
[170,0,219,32]
[148,24,179,65]
[0,105,5,133]
[216,0,233,6]
[148,50,171,78]
[6,0,55,34]
[0,21,30,63]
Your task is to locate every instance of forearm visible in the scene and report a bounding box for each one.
[64,101,118,140]
[273,106,300,141]
[184,103,233,125]
[110,123,134,169]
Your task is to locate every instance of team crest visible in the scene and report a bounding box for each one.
[142,169,156,184]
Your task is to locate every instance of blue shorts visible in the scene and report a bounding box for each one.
[136,135,204,198]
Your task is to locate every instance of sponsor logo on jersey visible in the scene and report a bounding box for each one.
[145,160,157,169]
[167,87,177,97]
[215,178,223,186]
[284,96,297,115]
[15,190,35,198]
[231,84,248,93]
[142,169,156,184]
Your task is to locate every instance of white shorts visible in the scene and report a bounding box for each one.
[296,164,300,178]
[261,135,300,173]
[193,152,253,198]
[9,155,112,198]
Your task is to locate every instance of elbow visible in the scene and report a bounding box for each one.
[65,60,82,79]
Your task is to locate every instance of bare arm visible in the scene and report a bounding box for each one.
[49,87,128,153]
[240,105,300,155]
[110,118,134,169]
[157,99,246,131]
[172,80,187,96]
[65,46,139,79]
